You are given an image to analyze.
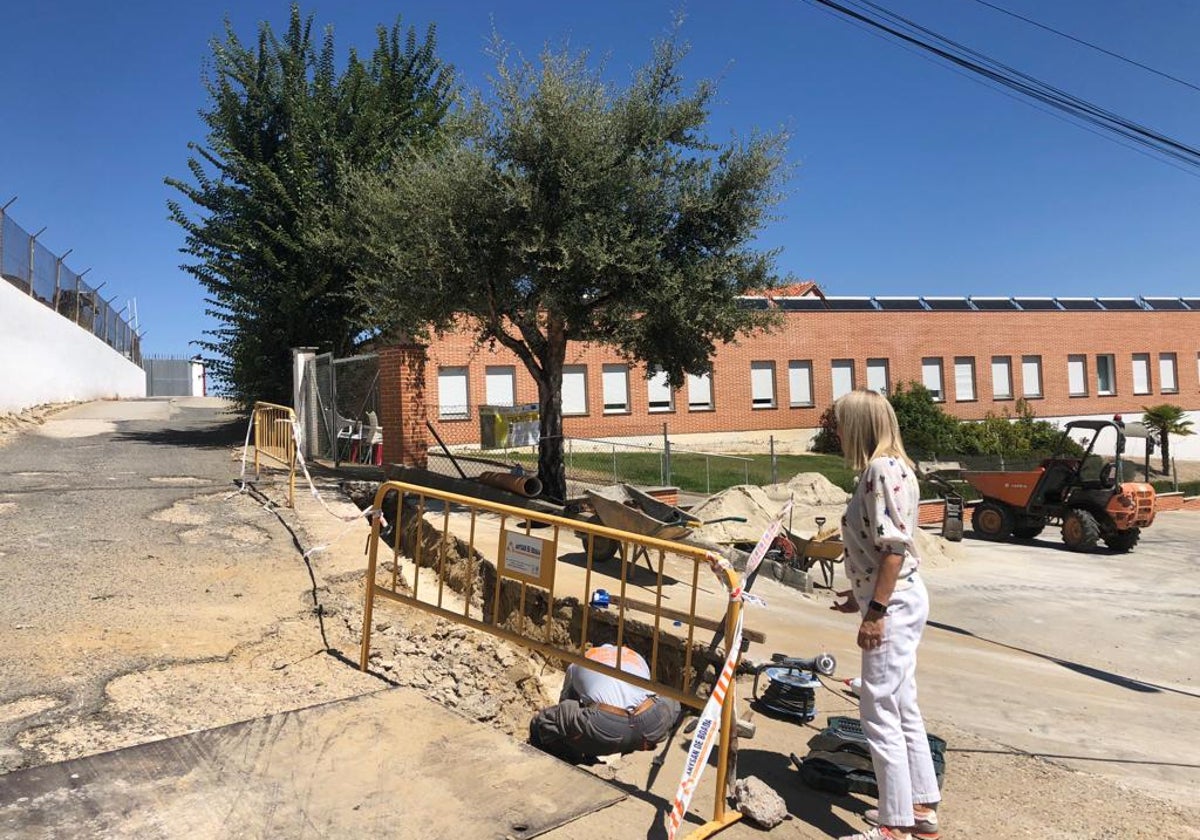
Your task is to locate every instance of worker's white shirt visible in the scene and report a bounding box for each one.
[568,645,653,709]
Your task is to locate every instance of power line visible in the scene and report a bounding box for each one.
[803,0,1200,174]
[802,0,1200,179]
[966,0,1200,95]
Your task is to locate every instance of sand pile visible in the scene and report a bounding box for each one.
[688,485,781,544]
[686,470,961,571]
[763,472,851,507]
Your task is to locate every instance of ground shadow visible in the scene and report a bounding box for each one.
[960,531,1127,556]
[115,418,245,450]
[556,550,682,589]
[927,620,1200,699]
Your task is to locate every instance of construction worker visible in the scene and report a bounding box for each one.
[529,644,680,762]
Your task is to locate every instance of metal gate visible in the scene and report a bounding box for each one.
[303,352,381,463]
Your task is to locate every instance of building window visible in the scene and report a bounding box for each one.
[751,361,776,409]
[865,358,889,395]
[602,364,629,413]
[687,371,713,411]
[562,365,588,415]
[1067,355,1088,396]
[647,368,674,413]
[437,366,469,420]
[1132,353,1151,395]
[921,357,944,402]
[991,356,1013,399]
[832,359,856,399]
[485,365,515,407]
[953,357,976,401]
[788,361,813,407]
[1160,352,1178,393]
[1021,355,1043,398]
[1096,354,1115,396]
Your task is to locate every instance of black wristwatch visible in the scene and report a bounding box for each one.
[867,600,889,617]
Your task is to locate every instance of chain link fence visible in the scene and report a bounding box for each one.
[0,205,141,365]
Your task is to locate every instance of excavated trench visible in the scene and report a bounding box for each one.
[372,489,728,701]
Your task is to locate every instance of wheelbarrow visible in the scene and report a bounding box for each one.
[575,484,745,571]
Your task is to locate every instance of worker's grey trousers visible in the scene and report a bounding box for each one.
[529,696,680,762]
[858,574,940,826]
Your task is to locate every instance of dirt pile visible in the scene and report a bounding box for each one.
[765,472,851,507]
[687,473,850,544]
[360,609,553,736]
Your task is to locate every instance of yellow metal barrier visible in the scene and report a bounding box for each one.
[251,401,297,508]
[360,480,747,839]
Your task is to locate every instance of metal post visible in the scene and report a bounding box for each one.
[53,248,72,311]
[0,196,15,276]
[612,443,618,484]
[663,422,671,487]
[770,435,777,485]
[27,226,46,297]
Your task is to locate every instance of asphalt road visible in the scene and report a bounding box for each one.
[0,398,318,772]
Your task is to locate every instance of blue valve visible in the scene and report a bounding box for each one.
[590,588,611,609]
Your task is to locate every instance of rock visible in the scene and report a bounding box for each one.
[380,660,397,672]
[734,776,788,829]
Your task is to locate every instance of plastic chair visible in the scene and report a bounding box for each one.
[362,411,383,464]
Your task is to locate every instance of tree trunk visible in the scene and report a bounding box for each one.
[535,322,569,503]
[1161,432,1170,474]
[536,359,566,503]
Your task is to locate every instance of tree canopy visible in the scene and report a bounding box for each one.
[337,34,788,499]
[167,4,454,405]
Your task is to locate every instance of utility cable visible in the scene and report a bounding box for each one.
[803,0,1200,173]
[966,0,1200,94]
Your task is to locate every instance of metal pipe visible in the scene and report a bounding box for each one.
[476,471,543,498]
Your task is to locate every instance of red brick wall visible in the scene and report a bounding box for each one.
[422,309,1200,444]
[379,343,429,468]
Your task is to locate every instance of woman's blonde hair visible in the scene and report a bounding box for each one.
[834,389,912,471]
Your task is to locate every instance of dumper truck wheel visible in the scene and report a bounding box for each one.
[1103,527,1140,552]
[971,500,1013,540]
[1061,509,1101,551]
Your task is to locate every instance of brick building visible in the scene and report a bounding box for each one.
[387,292,1200,459]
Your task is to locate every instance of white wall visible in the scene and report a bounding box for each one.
[1033,411,1200,461]
[0,279,146,413]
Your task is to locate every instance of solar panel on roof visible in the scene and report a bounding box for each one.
[1097,298,1142,310]
[968,297,1018,310]
[824,297,879,311]
[1142,297,1187,310]
[922,297,974,310]
[736,297,770,310]
[776,297,827,311]
[1056,298,1104,311]
[873,297,926,311]
[1015,298,1061,310]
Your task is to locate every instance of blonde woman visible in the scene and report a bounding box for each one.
[833,390,941,840]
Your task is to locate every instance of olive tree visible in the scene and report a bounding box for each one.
[341,35,787,501]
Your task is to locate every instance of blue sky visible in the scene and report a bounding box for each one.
[1,0,1198,355]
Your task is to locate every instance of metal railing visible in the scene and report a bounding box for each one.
[252,401,297,507]
[361,480,747,838]
[0,202,141,365]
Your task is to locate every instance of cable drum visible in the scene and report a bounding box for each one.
[753,667,822,721]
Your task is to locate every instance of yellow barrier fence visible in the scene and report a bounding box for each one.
[360,480,748,839]
[251,401,297,508]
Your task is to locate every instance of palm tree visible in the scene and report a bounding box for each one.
[1141,404,1195,474]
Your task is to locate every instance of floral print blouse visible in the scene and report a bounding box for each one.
[841,456,921,596]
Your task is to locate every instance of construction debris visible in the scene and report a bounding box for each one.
[734,775,788,828]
